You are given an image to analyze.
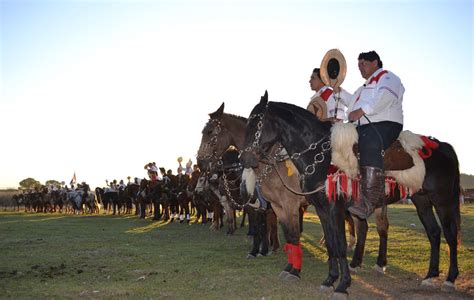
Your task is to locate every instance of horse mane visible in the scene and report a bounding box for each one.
[201,113,246,135]
[269,101,332,133]
[222,113,247,122]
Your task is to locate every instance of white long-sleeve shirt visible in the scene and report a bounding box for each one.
[348,68,404,125]
[310,86,352,120]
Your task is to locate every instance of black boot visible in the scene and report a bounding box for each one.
[349,166,384,219]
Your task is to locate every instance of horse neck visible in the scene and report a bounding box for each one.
[269,103,331,178]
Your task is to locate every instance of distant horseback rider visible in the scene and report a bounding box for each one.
[81,181,90,203]
[347,51,404,219]
[185,159,193,177]
[145,162,159,181]
[159,167,169,185]
[118,179,126,191]
[105,179,117,192]
[191,164,200,180]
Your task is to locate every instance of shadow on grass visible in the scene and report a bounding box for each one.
[125,220,170,233]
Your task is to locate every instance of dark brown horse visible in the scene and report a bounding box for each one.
[240,92,461,296]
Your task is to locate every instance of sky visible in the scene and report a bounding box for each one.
[0,0,472,189]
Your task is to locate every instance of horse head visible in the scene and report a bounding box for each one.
[240,91,279,169]
[240,91,332,198]
[197,102,247,172]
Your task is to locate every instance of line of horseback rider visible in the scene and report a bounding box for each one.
[13,182,96,214]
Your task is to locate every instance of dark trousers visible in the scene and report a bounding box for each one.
[357,121,403,169]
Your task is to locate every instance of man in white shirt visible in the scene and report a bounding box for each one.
[307,68,351,122]
[347,51,404,219]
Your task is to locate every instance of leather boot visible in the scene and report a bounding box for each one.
[349,166,384,219]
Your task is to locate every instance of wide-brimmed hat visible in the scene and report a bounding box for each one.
[320,49,347,88]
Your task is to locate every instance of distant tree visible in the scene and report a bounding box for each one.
[45,180,61,187]
[19,178,42,190]
[461,173,474,189]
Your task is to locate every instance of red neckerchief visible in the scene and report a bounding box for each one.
[320,88,333,102]
[369,70,388,84]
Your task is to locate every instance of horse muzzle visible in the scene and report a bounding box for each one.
[240,168,257,199]
[240,151,259,169]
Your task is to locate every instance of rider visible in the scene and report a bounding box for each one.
[81,181,90,203]
[118,179,126,191]
[307,67,351,122]
[144,162,159,181]
[185,159,193,177]
[347,51,404,219]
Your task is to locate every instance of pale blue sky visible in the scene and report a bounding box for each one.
[0,0,472,188]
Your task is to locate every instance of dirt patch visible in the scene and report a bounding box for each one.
[346,269,473,299]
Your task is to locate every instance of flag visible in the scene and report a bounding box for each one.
[70,171,76,185]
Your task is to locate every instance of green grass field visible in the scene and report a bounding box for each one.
[1,205,473,299]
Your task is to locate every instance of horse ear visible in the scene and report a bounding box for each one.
[209,102,224,119]
[260,90,268,105]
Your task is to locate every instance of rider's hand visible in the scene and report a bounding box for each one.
[348,108,365,122]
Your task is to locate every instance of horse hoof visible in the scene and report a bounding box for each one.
[373,264,386,274]
[278,271,289,280]
[320,285,334,293]
[441,281,456,292]
[331,292,348,300]
[420,278,436,288]
[283,273,300,282]
[246,253,257,259]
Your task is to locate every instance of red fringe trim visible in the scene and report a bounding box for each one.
[326,170,410,203]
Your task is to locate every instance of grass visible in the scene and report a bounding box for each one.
[0,204,473,299]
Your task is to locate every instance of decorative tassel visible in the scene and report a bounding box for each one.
[418,136,439,159]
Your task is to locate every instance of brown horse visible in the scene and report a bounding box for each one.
[197,103,306,254]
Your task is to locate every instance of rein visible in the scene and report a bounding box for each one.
[245,103,332,195]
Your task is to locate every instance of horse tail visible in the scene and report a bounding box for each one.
[451,151,462,248]
[438,140,462,247]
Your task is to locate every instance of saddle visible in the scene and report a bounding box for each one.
[352,139,414,171]
[331,123,435,193]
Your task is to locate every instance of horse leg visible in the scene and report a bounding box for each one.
[345,210,356,252]
[324,195,351,295]
[185,198,191,223]
[153,200,162,221]
[374,207,389,273]
[349,214,368,271]
[267,208,280,252]
[433,202,459,288]
[220,197,235,235]
[272,203,302,280]
[412,195,441,286]
[240,209,247,228]
[259,210,270,256]
[312,198,340,290]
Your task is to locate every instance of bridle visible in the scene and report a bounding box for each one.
[243,103,331,195]
[196,119,229,171]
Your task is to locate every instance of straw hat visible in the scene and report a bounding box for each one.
[320,49,347,88]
